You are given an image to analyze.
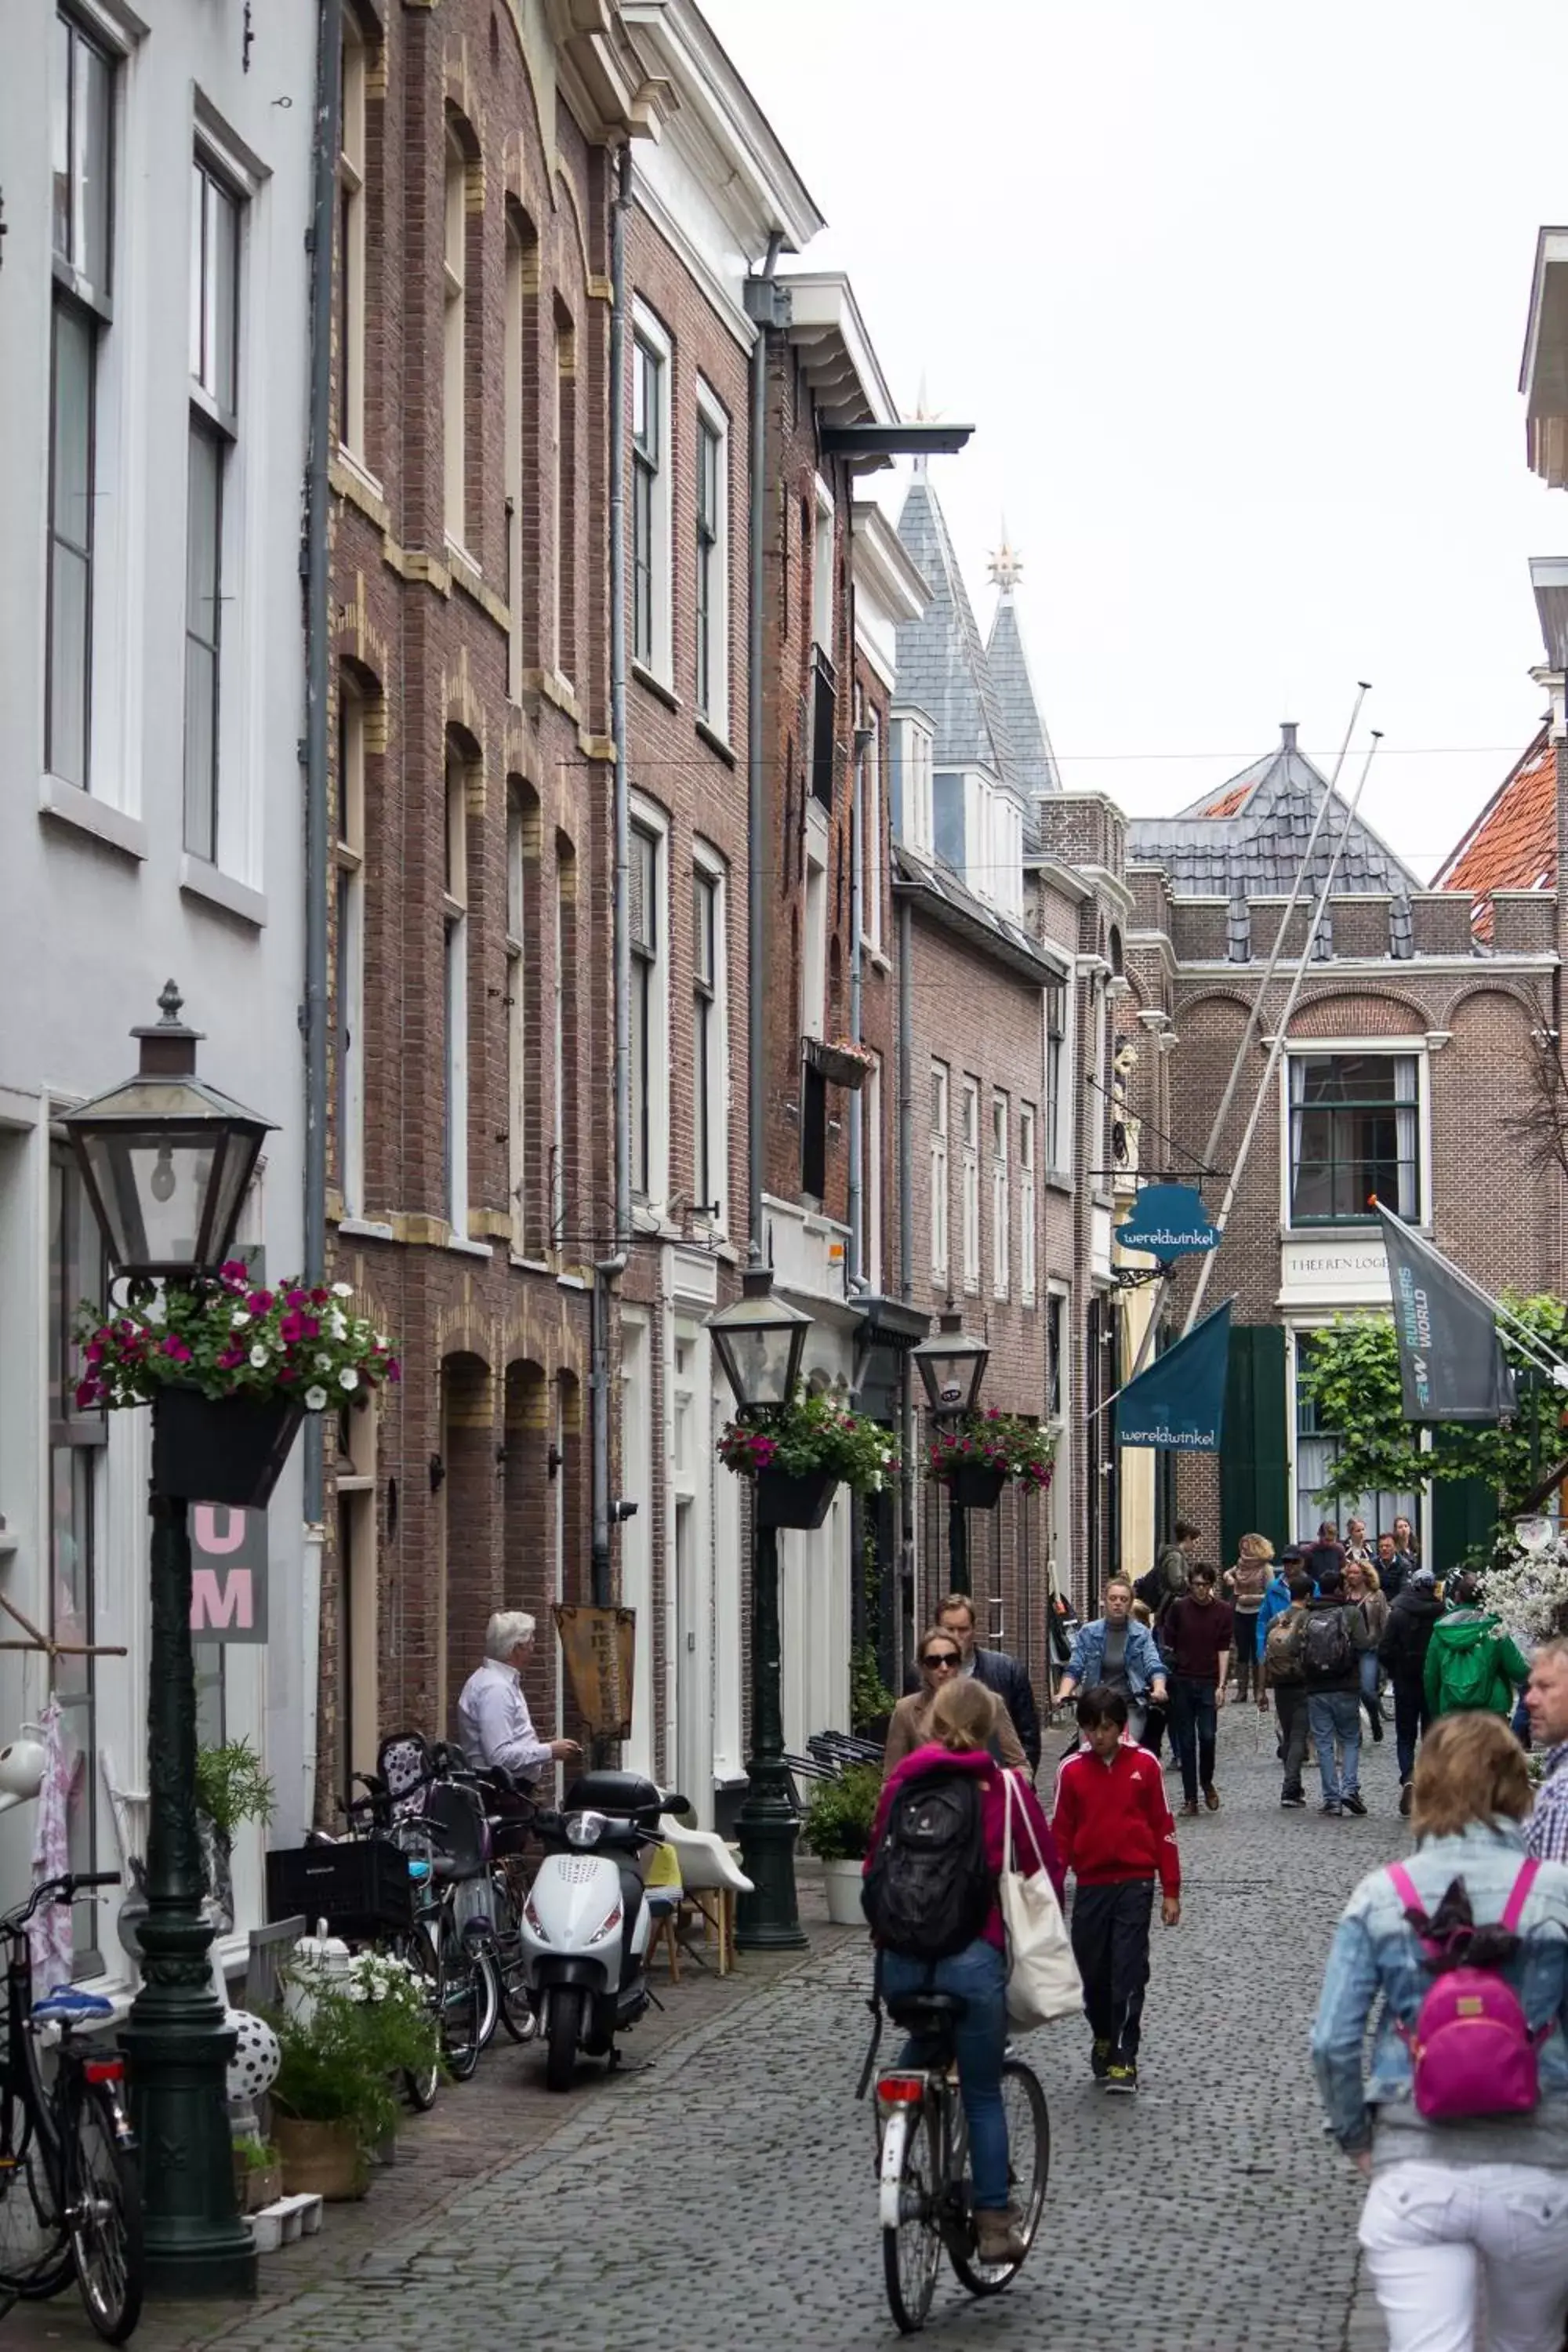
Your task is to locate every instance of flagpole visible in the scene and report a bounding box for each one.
[1123,684,1370,1383]
[1181,731,1384,1338]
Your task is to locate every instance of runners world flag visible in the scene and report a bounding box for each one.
[1374,1202,1515,1424]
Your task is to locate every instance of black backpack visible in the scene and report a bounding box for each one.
[862,1769,994,1959]
[1301,1604,1356,1686]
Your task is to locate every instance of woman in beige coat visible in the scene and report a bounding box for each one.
[883,1626,1027,1773]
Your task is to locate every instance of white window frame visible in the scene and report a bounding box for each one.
[1018,1104,1036,1305]
[691,843,728,1234]
[1279,1040,1429,1232]
[442,122,469,554]
[811,475,834,655]
[503,214,531,700]
[992,1091,1010,1300]
[895,712,935,858]
[553,302,575,684]
[506,782,528,1250]
[336,676,366,1218]
[863,1054,884,1293]
[628,794,670,1210]
[802,845,827,1040]
[443,753,469,1233]
[858,707,883,952]
[931,1060,949,1283]
[694,379,729,734]
[1044,977,1073,1177]
[960,1075,981,1295]
[337,18,368,463]
[631,303,673,684]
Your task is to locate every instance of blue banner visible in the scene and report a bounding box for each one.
[1115,1301,1232,1451]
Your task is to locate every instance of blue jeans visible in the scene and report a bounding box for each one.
[880,1939,1009,2210]
[1307,1688,1362,1803]
[1167,1675,1218,1805]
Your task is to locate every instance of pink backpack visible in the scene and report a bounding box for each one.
[1386,1858,1548,2122]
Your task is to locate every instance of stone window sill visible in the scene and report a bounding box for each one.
[337,1217,395,1242]
[633,661,680,713]
[38,774,147,862]
[179,855,267,928]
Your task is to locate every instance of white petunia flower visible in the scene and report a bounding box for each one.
[326,1310,347,1340]
[339,1367,359,1391]
[249,1345,270,1369]
[304,1385,328,1411]
[230,1309,251,1329]
[315,1352,332,1371]
[332,1281,354,1298]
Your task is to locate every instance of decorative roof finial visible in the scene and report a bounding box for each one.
[988,520,1023,597]
[910,374,938,474]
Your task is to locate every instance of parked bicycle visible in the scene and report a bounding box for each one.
[873,1987,1048,2335]
[0,1871,142,2343]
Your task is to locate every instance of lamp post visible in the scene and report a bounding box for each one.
[912,1312,990,1599]
[706,1268,811,1951]
[64,984,274,2299]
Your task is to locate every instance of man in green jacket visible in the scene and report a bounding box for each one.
[1424,1573,1530,1721]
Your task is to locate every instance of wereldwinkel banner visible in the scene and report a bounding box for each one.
[1115,1301,1232,1452]
[1374,1203,1516,1425]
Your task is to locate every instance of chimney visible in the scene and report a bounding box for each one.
[1281,721,1298,752]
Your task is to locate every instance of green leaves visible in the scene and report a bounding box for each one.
[802,1762,883,1861]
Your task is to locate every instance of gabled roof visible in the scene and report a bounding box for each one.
[986,594,1061,798]
[1127,724,1423,902]
[894,472,1012,779]
[1434,724,1555,942]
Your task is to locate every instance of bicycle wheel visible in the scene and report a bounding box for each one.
[469,1940,500,2053]
[949,2060,1050,2296]
[390,1929,441,2111]
[64,2085,142,2345]
[437,1915,482,2082]
[490,1876,536,2043]
[0,2106,70,2299]
[880,2101,942,2334]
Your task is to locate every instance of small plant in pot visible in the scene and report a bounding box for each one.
[194,1737,275,1936]
[270,1953,440,2201]
[232,2136,282,2215]
[803,1762,883,1927]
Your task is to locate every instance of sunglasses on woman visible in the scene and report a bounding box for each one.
[920,1650,961,1671]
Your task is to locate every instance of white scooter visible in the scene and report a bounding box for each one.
[518,1769,685,2092]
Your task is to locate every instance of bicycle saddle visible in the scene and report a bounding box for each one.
[33,1988,114,2021]
[887,1991,968,2028]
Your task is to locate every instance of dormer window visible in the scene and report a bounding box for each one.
[895,713,935,857]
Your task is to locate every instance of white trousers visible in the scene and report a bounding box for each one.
[1359,2160,1568,2352]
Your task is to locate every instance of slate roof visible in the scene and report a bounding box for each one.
[986,594,1062,799]
[1127,726,1423,905]
[1434,724,1555,943]
[895,472,1013,779]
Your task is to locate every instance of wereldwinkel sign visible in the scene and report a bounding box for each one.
[1117,1183,1221,1263]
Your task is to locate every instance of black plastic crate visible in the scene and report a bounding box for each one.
[265,1840,413,1941]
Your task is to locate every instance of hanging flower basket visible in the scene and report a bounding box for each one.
[717,1387,898,1498]
[804,1036,875,1091]
[151,1386,303,1508]
[943,1465,1007,1511]
[755,1466,840,1530]
[927,1410,1056,1497]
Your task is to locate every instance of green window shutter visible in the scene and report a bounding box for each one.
[1221,1325,1288,1566]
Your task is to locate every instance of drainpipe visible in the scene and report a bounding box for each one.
[597,140,634,1612]
[847,721,864,1283]
[299,0,341,1810]
[897,891,917,1664]
[746,230,784,1260]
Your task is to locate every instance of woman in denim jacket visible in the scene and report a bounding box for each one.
[1312,1712,1568,2352]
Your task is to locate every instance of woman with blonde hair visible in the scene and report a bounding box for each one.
[883,1627,1026,1773]
[864,1675,1062,2267]
[1312,1712,1568,2351]
[1223,1533,1273,1703]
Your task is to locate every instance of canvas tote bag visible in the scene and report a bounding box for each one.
[999,1769,1082,2027]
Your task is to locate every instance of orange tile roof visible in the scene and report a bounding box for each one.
[1436,728,1555,942]
[1192,782,1254,818]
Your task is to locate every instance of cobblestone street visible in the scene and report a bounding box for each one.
[17,1713,1398,2352]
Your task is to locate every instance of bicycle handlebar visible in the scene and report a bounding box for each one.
[0,1871,120,1935]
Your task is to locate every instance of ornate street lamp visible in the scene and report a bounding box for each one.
[706,1269,812,1952]
[913,1312,990,1598]
[64,985,275,2299]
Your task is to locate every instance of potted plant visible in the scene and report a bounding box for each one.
[270,1951,439,2201]
[804,1034,877,1091]
[232,2137,282,2215]
[717,1387,898,1530]
[927,1410,1056,1509]
[803,1764,883,1926]
[195,1737,276,1934]
[73,1262,400,1508]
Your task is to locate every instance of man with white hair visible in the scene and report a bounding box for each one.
[1526,1638,1568,1862]
[457,1610,581,1789]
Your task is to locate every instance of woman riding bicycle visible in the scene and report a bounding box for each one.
[863,1675,1062,2268]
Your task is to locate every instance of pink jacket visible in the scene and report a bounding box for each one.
[863,1744,1065,1951]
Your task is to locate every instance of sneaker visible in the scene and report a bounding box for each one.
[1179,1799,1200,1817]
[1319,1799,1342,1817]
[1091,2038,1112,2082]
[1203,1784,1220,1812]
[1369,1718,1384,1743]
[1280,1791,1306,1809]
[1342,1791,1367,1817]
[1103,2060,1138,2095]
[975,2209,1029,2265]
[1399,1781,1413,1819]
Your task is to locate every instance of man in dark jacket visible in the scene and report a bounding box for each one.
[1301,1567,1372,1818]
[904,1592,1041,1775]
[1377,1565,1443,1817]
[1374,1529,1414,1605]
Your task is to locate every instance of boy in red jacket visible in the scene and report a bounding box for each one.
[1051,1684,1181,2094]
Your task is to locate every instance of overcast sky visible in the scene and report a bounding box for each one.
[704,0,1568,879]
